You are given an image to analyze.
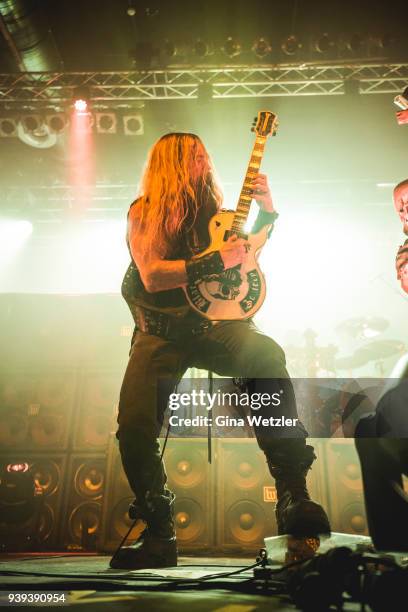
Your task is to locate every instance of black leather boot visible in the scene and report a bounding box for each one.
[109,490,177,570]
[267,445,331,537]
[112,426,178,570]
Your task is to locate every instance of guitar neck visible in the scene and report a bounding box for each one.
[231,135,267,234]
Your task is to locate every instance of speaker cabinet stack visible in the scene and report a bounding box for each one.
[99,435,139,553]
[100,437,215,553]
[0,368,76,551]
[322,439,367,535]
[62,369,122,550]
[0,371,76,452]
[166,439,214,551]
[61,455,106,551]
[0,454,67,551]
[0,295,374,554]
[0,294,128,553]
[0,294,83,369]
[72,371,121,453]
[215,440,276,553]
[215,438,328,553]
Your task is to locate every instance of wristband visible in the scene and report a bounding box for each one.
[186,251,225,284]
[258,210,279,224]
[252,209,279,236]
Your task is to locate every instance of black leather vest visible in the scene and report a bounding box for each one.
[121,196,216,318]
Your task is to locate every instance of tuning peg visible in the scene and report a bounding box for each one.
[253,116,257,121]
[250,127,255,132]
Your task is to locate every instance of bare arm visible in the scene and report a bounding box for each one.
[134,255,187,294]
[128,206,249,293]
[250,173,278,236]
[128,209,187,293]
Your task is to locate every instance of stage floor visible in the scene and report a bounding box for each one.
[0,534,381,611]
[0,553,367,611]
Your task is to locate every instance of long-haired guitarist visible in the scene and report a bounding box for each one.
[394,179,408,237]
[111,131,331,570]
[393,180,408,293]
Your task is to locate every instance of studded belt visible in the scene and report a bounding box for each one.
[135,306,213,341]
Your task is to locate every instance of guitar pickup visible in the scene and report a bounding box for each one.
[224,229,249,241]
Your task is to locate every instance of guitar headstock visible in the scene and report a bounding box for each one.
[251,111,278,138]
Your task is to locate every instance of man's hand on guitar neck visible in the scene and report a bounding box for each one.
[251,173,275,213]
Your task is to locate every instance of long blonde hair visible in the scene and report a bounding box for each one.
[136,133,223,256]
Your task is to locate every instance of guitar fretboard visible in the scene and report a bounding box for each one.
[231,136,267,234]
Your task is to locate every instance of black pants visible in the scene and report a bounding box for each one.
[355,379,408,550]
[355,437,408,551]
[116,319,311,506]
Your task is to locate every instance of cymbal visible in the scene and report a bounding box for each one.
[335,354,369,370]
[335,340,405,370]
[335,317,389,339]
[354,340,405,362]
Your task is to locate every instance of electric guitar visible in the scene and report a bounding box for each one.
[183,110,278,320]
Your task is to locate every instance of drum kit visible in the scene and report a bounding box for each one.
[285,317,406,378]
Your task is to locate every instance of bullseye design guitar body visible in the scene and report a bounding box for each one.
[185,211,268,319]
[183,110,279,321]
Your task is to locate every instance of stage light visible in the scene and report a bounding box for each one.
[17,119,57,148]
[252,37,272,58]
[130,42,156,68]
[71,111,94,135]
[281,35,301,56]
[59,220,128,293]
[163,40,177,58]
[7,463,30,473]
[95,113,117,134]
[0,117,17,137]
[394,87,408,110]
[145,7,159,17]
[347,33,363,53]
[314,33,333,54]
[123,114,144,135]
[74,99,88,113]
[375,33,395,50]
[72,86,91,114]
[70,88,96,213]
[46,113,68,134]
[193,39,209,58]
[223,37,241,58]
[0,220,33,258]
[256,212,372,339]
[21,115,43,133]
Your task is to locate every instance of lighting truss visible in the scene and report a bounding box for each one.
[2,183,135,219]
[0,63,407,108]
[1,178,392,220]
